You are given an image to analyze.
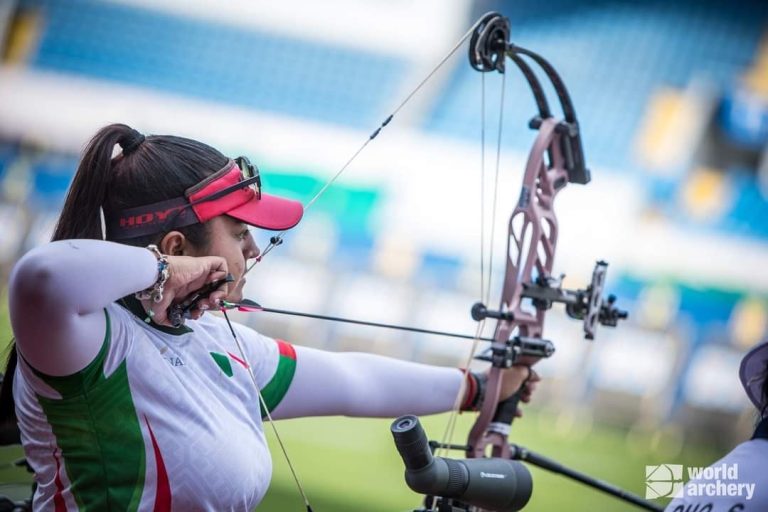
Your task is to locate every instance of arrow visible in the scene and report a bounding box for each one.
[220,299,495,343]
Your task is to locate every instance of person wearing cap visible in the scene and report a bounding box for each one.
[0,124,538,511]
[663,342,768,511]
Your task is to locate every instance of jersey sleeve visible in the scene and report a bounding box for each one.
[18,303,135,400]
[230,321,297,418]
[269,346,463,420]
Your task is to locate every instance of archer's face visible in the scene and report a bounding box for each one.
[193,216,259,302]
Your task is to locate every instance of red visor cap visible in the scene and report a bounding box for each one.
[188,164,303,231]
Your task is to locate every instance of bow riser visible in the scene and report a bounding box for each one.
[501,119,567,315]
[467,119,569,464]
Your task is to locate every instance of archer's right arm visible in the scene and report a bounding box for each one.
[8,240,227,376]
[9,240,161,376]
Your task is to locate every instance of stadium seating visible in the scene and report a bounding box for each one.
[23,0,408,129]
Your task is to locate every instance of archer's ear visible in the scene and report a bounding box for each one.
[158,231,187,256]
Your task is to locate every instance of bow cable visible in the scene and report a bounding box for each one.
[487,69,507,307]
[480,72,487,305]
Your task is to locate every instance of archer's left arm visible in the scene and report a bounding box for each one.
[271,346,460,419]
[271,347,532,420]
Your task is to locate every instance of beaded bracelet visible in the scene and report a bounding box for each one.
[135,244,170,305]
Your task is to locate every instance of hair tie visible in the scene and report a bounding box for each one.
[120,129,146,155]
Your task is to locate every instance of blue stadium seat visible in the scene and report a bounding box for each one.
[719,88,768,148]
[31,156,77,208]
[24,0,409,129]
[415,250,464,289]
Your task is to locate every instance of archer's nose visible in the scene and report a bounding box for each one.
[244,231,260,261]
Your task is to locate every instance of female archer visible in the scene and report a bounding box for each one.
[0,124,538,511]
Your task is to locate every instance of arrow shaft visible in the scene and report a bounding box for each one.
[254,306,493,343]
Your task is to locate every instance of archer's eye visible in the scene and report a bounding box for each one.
[237,229,250,241]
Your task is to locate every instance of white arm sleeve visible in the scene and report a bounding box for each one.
[272,345,464,419]
[9,240,159,376]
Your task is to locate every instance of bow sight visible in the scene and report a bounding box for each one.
[472,260,629,342]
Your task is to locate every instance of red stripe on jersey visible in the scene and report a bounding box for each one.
[145,417,171,512]
[227,351,250,369]
[276,340,296,360]
[52,448,67,512]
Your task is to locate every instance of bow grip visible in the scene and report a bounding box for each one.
[488,376,529,436]
[489,393,521,436]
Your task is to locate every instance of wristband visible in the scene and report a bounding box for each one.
[460,370,487,412]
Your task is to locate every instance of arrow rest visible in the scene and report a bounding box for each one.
[474,337,555,369]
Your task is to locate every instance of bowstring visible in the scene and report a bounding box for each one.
[244,15,491,276]
[433,70,486,464]
[435,64,508,464]
[222,309,314,512]
[230,14,505,511]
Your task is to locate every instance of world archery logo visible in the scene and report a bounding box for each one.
[645,464,684,499]
[646,462,756,501]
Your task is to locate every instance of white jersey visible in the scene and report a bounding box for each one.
[13,301,297,511]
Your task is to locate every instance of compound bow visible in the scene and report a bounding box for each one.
[221,10,652,512]
[392,13,657,512]
[459,10,627,462]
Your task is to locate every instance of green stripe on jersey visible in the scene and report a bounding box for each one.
[37,309,146,511]
[210,352,234,377]
[259,341,297,418]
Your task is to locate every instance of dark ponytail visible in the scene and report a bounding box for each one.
[51,123,227,244]
[1,123,229,430]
